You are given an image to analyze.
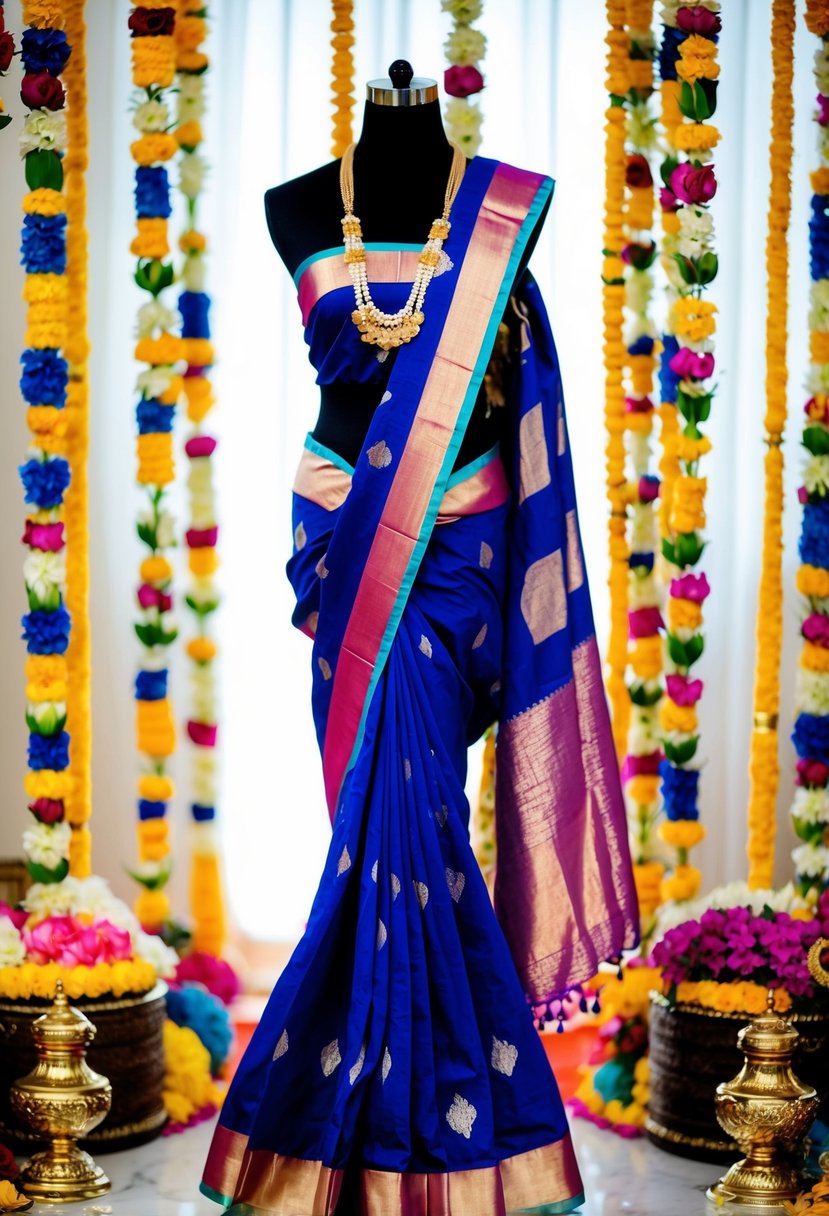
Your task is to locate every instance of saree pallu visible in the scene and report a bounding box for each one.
[202,156,637,1215]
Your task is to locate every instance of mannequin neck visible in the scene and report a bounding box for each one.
[352,99,453,179]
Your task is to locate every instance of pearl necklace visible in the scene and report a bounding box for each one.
[339,141,466,351]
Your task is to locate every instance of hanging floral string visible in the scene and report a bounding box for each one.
[18,0,74,887]
[746,0,795,891]
[790,0,829,903]
[441,0,486,156]
[174,0,226,958]
[603,0,631,759]
[128,1,184,934]
[618,0,665,929]
[655,1,721,905]
[62,0,92,878]
[0,1,14,130]
[329,0,354,159]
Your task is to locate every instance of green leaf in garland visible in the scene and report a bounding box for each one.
[804,424,829,456]
[667,632,705,667]
[0,114,12,131]
[125,858,172,890]
[26,858,70,884]
[663,736,699,765]
[660,156,679,189]
[662,537,676,564]
[674,531,706,567]
[26,705,67,735]
[630,681,663,707]
[27,584,62,612]
[137,522,157,548]
[697,251,719,284]
[134,258,174,297]
[792,817,824,845]
[25,148,64,192]
[185,593,219,616]
[134,621,163,647]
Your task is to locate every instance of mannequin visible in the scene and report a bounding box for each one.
[264,61,550,468]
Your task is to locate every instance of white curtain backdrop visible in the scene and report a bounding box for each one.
[0,0,818,944]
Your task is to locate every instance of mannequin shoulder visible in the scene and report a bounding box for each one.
[264,161,343,277]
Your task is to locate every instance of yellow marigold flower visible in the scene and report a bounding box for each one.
[32,962,62,1000]
[22,0,64,26]
[802,641,829,672]
[179,229,207,253]
[135,888,171,928]
[137,431,175,486]
[22,188,65,216]
[626,186,654,230]
[131,217,169,260]
[627,60,653,91]
[661,209,681,236]
[23,273,68,304]
[189,547,219,577]
[24,769,73,800]
[27,404,67,438]
[177,49,209,72]
[633,861,664,892]
[26,653,67,687]
[0,1178,30,1210]
[628,354,656,395]
[630,635,662,679]
[797,564,829,598]
[69,827,92,877]
[136,698,176,759]
[659,863,701,903]
[806,0,829,35]
[131,132,179,166]
[187,637,217,662]
[810,330,829,364]
[671,507,706,534]
[658,819,706,850]
[182,338,214,366]
[627,775,660,805]
[134,333,185,366]
[141,555,173,584]
[176,14,207,50]
[139,774,175,801]
[677,57,720,85]
[810,167,829,196]
[131,36,176,89]
[667,596,703,631]
[138,822,171,863]
[175,121,203,148]
[660,699,698,735]
[624,412,654,435]
[676,434,712,462]
[26,318,67,350]
[159,375,184,405]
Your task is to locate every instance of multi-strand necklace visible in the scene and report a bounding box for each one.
[339,141,466,351]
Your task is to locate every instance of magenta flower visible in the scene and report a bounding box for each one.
[671,162,717,205]
[78,919,132,964]
[669,346,715,380]
[175,950,241,1005]
[444,65,484,98]
[638,474,660,503]
[676,6,722,34]
[666,673,704,706]
[187,720,217,747]
[0,902,28,932]
[186,526,219,548]
[628,606,664,639]
[803,612,829,647]
[137,583,172,611]
[660,186,679,212]
[22,520,65,551]
[625,395,654,413]
[24,915,80,964]
[797,758,829,787]
[621,753,661,782]
[28,797,65,824]
[818,95,829,126]
[185,436,217,459]
[799,486,810,505]
[670,572,711,603]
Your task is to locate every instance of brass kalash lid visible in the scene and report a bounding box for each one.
[30,979,97,1051]
[736,995,799,1062]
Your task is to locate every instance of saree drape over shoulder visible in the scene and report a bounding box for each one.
[202,157,638,1216]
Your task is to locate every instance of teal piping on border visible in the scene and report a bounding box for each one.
[293,242,424,288]
[199,1180,234,1209]
[511,1192,586,1215]
[303,434,500,485]
[340,174,556,793]
[303,432,356,475]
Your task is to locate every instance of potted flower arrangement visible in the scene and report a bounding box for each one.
[0,876,177,1150]
[645,889,829,1162]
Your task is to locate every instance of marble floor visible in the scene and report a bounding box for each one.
[22,1117,723,1216]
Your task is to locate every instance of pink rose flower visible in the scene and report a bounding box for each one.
[676,6,722,34]
[803,612,829,647]
[0,902,28,932]
[29,796,65,824]
[666,673,704,706]
[137,583,168,610]
[444,65,484,98]
[625,395,653,414]
[22,520,65,551]
[21,70,66,111]
[79,919,133,964]
[659,186,679,212]
[187,720,217,747]
[186,526,219,548]
[638,475,660,503]
[798,486,810,505]
[797,758,829,787]
[818,95,829,127]
[670,162,717,205]
[669,346,715,380]
[185,436,217,459]
[24,915,80,964]
[628,606,664,639]
[670,572,711,603]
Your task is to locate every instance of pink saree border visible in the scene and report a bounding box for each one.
[297,250,425,327]
[321,164,548,814]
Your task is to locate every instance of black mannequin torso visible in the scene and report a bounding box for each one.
[264,91,550,468]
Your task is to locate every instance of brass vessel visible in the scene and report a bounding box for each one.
[707,992,818,1209]
[10,979,111,1203]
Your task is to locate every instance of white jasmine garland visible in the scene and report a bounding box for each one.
[133,929,178,977]
[792,785,829,826]
[136,365,176,399]
[27,700,66,733]
[626,107,659,152]
[628,571,661,610]
[794,667,829,716]
[806,362,829,396]
[176,73,205,122]
[140,645,169,672]
[188,581,220,610]
[815,46,829,95]
[155,510,176,549]
[627,431,652,474]
[133,98,169,133]
[135,299,178,339]
[23,548,66,603]
[629,502,657,551]
[625,270,654,314]
[792,842,829,879]
[0,919,26,968]
[629,707,661,756]
[445,26,487,65]
[179,152,207,201]
[191,821,219,855]
[182,252,207,292]
[190,664,217,721]
[23,821,71,870]
[803,453,829,496]
[192,749,218,804]
[809,280,829,331]
[19,108,67,157]
[441,0,483,19]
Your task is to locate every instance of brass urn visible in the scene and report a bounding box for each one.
[707,992,819,1209]
[10,979,112,1203]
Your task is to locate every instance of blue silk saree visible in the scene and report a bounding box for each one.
[201,156,637,1215]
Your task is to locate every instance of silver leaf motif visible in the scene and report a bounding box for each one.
[273,1029,289,1060]
[367,440,392,469]
[315,555,329,579]
[382,1046,392,1082]
[349,1041,366,1086]
[472,623,488,650]
[479,541,493,569]
[445,868,465,903]
[294,521,307,550]
[403,758,412,781]
[318,656,332,681]
[321,1039,341,1077]
[446,1093,477,1139]
[371,860,378,882]
[391,873,401,900]
[419,634,433,658]
[381,391,392,404]
[435,805,448,828]
[306,611,319,636]
[337,846,351,875]
[414,880,429,910]
[377,919,387,950]
[491,1037,518,1077]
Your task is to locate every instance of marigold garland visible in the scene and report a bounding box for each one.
[655,0,722,904]
[441,0,486,156]
[128,1,182,932]
[603,0,631,760]
[174,1,226,957]
[790,0,829,903]
[746,0,795,891]
[18,0,75,888]
[616,0,666,929]
[61,0,92,874]
[329,0,354,159]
